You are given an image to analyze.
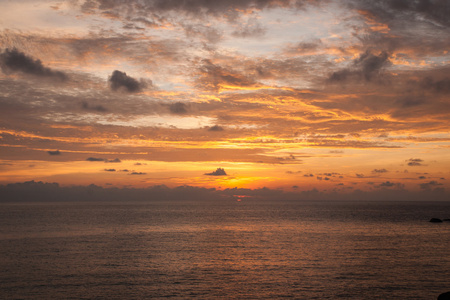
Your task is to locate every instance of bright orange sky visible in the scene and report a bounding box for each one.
[0,0,449,198]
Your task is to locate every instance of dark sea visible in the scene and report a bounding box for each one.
[1,200,449,299]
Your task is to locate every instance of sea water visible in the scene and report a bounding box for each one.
[0,200,449,299]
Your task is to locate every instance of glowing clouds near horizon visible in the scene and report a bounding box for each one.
[0,0,449,196]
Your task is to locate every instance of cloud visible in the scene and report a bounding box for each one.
[130,172,147,175]
[196,60,257,91]
[104,169,116,172]
[184,24,223,43]
[79,0,324,24]
[328,50,390,82]
[284,39,322,55]
[395,96,426,108]
[419,180,443,190]
[105,158,122,163]
[204,168,227,176]
[0,48,67,81]
[86,157,105,162]
[357,50,390,80]
[420,77,450,94]
[351,0,450,29]
[377,181,404,189]
[47,150,61,155]
[109,70,144,93]
[321,172,341,177]
[286,170,302,174]
[86,157,120,163]
[169,102,188,114]
[81,101,107,112]
[208,125,224,131]
[231,18,267,38]
[407,158,423,166]
[276,154,300,163]
[344,1,450,66]
[372,168,388,173]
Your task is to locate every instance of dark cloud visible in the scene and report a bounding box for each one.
[357,51,390,80]
[109,70,144,93]
[130,172,147,175]
[286,170,302,174]
[395,96,426,108]
[372,168,388,173]
[328,50,390,82]
[208,125,224,131]
[377,181,404,189]
[47,150,61,155]
[86,157,120,163]
[0,48,67,81]
[407,158,423,166]
[351,0,450,28]
[169,102,188,114]
[276,154,300,163]
[104,169,116,172]
[205,168,227,176]
[86,157,105,162]
[420,77,450,94]
[284,39,322,55]
[419,180,443,190]
[322,172,341,177]
[81,101,107,112]
[105,158,122,163]
[342,0,450,66]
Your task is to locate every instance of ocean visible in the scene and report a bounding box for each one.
[0,200,449,299]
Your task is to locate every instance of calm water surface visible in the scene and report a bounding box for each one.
[0,200,449,299]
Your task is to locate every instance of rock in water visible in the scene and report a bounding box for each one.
[430,218,443,223]
[438,292,450,300]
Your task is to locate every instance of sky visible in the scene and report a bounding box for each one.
[0,0,449,200]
